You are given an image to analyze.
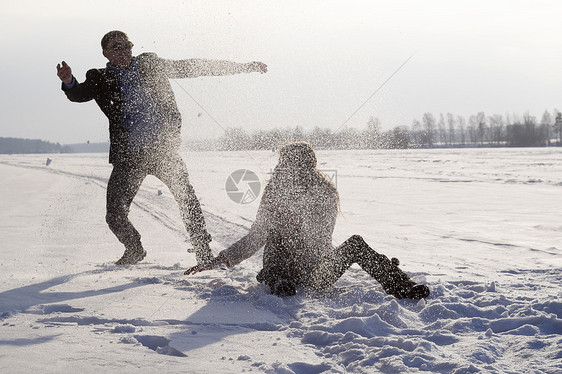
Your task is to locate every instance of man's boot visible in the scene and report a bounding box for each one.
[115,244,147,265]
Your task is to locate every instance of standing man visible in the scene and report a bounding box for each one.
[57,30,267,266]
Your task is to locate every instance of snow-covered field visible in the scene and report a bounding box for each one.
[0,147,561,373]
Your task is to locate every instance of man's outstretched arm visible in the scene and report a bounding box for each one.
[164,58,267,79]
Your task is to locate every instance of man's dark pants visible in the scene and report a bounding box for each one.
[105,150,210,252]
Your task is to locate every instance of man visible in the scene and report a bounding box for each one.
[57,30,267,266]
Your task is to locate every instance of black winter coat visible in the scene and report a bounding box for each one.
[62,53,251,163]
[62,53,185,163]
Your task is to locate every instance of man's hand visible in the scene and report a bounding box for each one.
[247,61,268,74]
[184,253,229,275]
[56,61,73,85]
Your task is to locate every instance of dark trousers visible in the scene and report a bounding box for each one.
[330,235,415,295]
[105,151,210,251]
[258,234,415,296]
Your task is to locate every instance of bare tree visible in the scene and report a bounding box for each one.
[456,115,466,146]
[390,126,410,149]
[365,116,382,149]
[411,119,423,147]
[476,112,487,145]
[437,113,447,145]
[540,110,553,145]
[506,112,544,147]
[489,114,504,145]
[554,110,562,146]
[447,113,456,145]
[422,112,436,148]
[505,113,512,126]
[468,115,478,145]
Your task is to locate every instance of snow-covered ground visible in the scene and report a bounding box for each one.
[0,147,561,373]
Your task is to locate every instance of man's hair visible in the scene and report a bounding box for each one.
[101,30,129,50]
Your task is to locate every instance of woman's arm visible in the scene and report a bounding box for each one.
[184,196,271,275]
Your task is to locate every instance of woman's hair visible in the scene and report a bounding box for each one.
[277,141,317,171]
[268,142,338,202]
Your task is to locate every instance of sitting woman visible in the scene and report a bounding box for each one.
[185,142,430,299]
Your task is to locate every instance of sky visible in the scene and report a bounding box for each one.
[2,0,562,144]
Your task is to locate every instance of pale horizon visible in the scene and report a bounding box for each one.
[2,0,561,144]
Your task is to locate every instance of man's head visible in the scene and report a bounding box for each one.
[101,30,134,68]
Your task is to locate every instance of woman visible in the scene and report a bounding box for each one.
[185,142,429,299]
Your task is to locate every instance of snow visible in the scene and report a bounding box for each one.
[1,147,561,373]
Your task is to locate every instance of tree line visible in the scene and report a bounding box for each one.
[210,110,562,151]
[3,109,561,154]
[0,137,73,154]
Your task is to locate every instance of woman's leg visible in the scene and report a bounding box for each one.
[333,235,429,299]
[256,232,300,296]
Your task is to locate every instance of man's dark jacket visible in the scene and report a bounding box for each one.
[63,53,252,163]
[62,53,214,164]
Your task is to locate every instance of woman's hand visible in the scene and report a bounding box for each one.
[184,253,229,275]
